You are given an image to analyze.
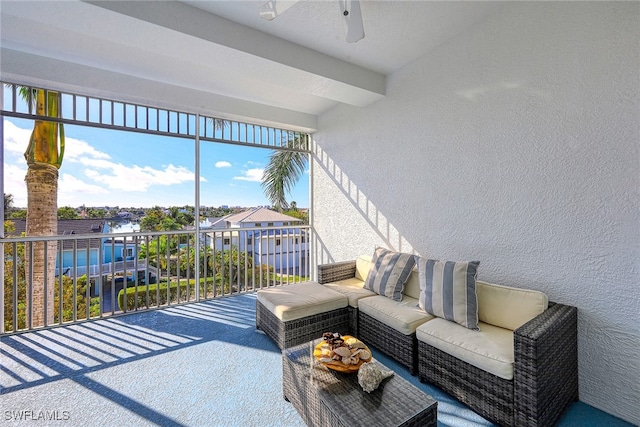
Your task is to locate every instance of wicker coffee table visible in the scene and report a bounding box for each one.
[283,340,437,427]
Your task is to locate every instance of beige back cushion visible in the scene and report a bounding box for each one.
[355,255,372,281]
[403,270,421,300]
[476,281,548,330]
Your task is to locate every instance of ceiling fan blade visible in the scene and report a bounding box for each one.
[339,0,365,43]
[258,0,300,21]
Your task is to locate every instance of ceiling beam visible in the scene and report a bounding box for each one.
[83,0,386,106]
[1,48,318,132]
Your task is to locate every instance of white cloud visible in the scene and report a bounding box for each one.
[233,168,264,182]
[57,174,110,207]
[3,120,31,156]
[3,163,28,207]
[64,138,111,162]
[4,119,199,197]
[59,173,109,195]
[215,161,231,168]
[84,162,196,191]
[3,119,110,162]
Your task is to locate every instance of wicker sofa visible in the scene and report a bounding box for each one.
[318,255,579,427]
[318,255,431,374]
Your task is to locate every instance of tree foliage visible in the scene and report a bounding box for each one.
[282,206,308,224]
[57,206,79,219]
[3,220,100,332]
[9,210,27,219]
[140,206,191,231]
[262,135,308,212]
[4,193,14,214]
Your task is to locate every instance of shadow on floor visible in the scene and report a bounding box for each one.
[1,293,635,427]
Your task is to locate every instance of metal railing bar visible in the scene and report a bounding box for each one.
[1,109,310,153]
[165,235,170,306]
[185,235,190,302]
[98,239,104,319]
[12,242,18,332]
[110,241,116,315]
[155,236,160,309]
[3,225,310,334]
[27,242,33,330]
[243,233,249,292]
[212,234,217,298]
[85,241,91,321]
[12,85,18,114]
[56,242,64,324]
[71,240,77,323]
[43,242,49,327]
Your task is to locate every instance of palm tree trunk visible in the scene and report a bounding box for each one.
[24,162,58,327]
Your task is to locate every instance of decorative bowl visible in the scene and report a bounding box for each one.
[313,335,372,373]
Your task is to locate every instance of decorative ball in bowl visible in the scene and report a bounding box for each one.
[313,332,372,373]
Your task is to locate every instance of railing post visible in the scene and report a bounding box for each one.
[0,105,4,333]
[194,114,200,301]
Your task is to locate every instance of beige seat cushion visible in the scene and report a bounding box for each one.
[416,318,514,380]
[358,295,433,335]
[257,281,347,322]
[322,279,376,307]
[477,281,548,330]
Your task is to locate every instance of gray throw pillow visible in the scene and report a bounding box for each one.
[416,257,480,330]
[363,247,416,301]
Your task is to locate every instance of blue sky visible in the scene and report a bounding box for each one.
[3,117,309,209]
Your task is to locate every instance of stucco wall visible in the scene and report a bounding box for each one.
[311,2,639,424]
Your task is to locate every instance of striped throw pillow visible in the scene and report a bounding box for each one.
[363,247,416,301]
[416,257,480,330]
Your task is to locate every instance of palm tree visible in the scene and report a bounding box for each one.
[261,134,308,212]
[3,193,14,219]
[19,87,65,327]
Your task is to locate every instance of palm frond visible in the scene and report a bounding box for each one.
[261,135,308,211]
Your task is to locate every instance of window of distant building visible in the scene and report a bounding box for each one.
[223,238,230,245]
[275,238,281,246]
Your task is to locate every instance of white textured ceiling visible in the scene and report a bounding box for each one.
[0,0,503,131]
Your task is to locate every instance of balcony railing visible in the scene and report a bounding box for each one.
[1,225,310,334]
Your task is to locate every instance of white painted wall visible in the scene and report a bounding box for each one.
[312,2,639,424]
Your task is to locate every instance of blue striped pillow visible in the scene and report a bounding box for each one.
[363,247,416,301]
[416,257,480,330]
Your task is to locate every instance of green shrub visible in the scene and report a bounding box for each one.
[117,281,194,311]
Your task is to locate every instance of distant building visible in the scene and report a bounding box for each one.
[8,219,106,276]
[6,219,140,277]
[202,207,307,274]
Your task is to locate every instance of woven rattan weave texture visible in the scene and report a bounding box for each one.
[256,300,350,349]
[283,340,437,427]
[418,302,578,427]
[318,260,363,336]
[358,311,418,375]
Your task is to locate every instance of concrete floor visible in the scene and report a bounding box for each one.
[0,293,633,427]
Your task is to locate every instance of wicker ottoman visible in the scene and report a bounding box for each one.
[256,281,350,349]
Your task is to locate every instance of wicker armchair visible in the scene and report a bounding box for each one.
[418,302,579,427]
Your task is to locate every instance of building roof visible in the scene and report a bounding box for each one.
[6,219,106,250]
[224,207,302,225]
